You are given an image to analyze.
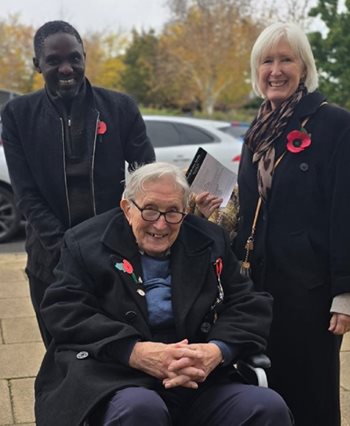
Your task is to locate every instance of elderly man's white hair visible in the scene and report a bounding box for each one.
[123,162,191,208]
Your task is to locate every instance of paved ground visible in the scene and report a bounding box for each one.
[0,252,349,425]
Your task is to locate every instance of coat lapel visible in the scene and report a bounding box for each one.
[269,92,327,208]
[274,91,326,158]
[101,211,149,323]
[170,222,214,338]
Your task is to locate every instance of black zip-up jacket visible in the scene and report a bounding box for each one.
[1,80,155,281]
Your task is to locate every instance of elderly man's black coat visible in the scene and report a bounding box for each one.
[35,209,273,426]
[235,92,350,426]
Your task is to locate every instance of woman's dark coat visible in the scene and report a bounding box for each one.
[35,209,273,426]
[235,92,350,426]
[1,81,155,282]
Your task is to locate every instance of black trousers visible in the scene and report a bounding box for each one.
[89,382,294,426]
[26,271,52,347]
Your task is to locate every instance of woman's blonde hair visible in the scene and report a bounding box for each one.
[250,22,319,97]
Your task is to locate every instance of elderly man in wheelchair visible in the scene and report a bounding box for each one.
[34,162,292,426]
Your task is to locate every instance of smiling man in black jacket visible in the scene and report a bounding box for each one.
[1,20,155,346]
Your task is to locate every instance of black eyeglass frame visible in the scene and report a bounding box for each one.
[130,199,187,224]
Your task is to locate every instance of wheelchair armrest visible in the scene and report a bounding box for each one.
[235,354,271,388]
[244,353,271,369]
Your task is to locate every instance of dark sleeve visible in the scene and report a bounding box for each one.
[329,121,350,296]
[1,103,65,251]
[120,95,156,171]
[207,227,273,359]
[40,229,142,361]
[209,339,238,366]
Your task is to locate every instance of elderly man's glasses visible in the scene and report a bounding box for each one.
[130,200,186,224]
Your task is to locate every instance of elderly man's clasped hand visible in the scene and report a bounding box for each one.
[129,339,223,389]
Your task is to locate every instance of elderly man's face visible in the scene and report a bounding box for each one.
[121,176,186,257]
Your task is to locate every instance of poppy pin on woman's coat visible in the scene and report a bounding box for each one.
[286,128,311,153]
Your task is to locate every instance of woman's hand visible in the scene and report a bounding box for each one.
[329,313,350,335]
[195,192,223,219]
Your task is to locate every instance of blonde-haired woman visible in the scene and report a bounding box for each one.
[197,22,350,426]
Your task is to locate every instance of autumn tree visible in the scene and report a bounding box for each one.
[253,0,316,30]
[84,31,127,91]
[161,0,260,115]
[0,15,35,93]
[308,0,350,108]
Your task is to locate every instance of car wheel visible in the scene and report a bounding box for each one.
[0,186,21,243]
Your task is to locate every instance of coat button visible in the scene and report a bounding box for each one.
[137,289,146,296]
[200,322,211,333]
[299,162,309,172]
[76,351,89,360]
[125,311,137,321]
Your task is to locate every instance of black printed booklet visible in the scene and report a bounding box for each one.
[185,147,237,208]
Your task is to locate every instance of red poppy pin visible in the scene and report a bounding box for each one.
[97,120,107,135]
[210,258,224,311]
[114,259,138,283]
[286,128,311,153]
[215,258,223,280]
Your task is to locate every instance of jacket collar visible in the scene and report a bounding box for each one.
[101,209,140,258]
[101,210,215,257]
[293,91,326,118]
[275,91,326,157]
[43,78,98,118]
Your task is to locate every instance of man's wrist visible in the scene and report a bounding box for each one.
[208,342,224,365]
[209,340,236,366]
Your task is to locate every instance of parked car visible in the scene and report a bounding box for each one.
[0,90,23,242]
[226,120,250,141]
[143,115,244,173]
[0,122,22,243]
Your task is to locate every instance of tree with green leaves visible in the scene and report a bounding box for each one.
[308,0,350,109]
[121,29,163,107]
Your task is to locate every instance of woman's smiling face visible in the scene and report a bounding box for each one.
[258,38,305,110]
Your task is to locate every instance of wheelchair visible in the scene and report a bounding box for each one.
[236,353,271,387]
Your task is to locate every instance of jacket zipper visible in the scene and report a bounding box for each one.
[91,113,98,216]
[62,114,98,223]
[60,117,72,226]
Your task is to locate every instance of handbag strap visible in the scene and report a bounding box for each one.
[240,152,285,276]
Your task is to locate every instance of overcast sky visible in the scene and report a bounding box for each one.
[1,0,171,35]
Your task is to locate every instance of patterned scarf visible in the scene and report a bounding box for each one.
[244,83,307,201]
